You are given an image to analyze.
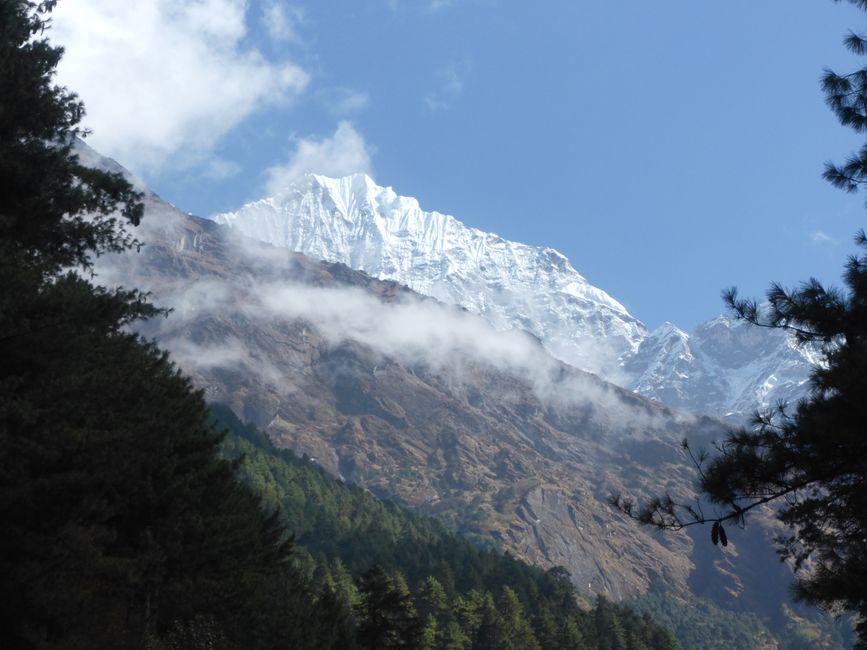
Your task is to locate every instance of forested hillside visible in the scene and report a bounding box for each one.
[218,404,856,650]
[214,404,681,649]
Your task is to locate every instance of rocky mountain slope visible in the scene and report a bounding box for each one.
[213,173,818,420]
[90,179,833,645]
[73,135,841,643]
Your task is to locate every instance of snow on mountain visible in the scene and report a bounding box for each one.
[214,173,647,377]
[626,317,821,420]
[213,173,819,420]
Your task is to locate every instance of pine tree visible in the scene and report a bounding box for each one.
[418,576,451,650]
[594,597,627,650]
[497,586,541,650]
[823,0,867,202]
[0,0,143,277]
[355,565,423,649]
[615,2,867,645]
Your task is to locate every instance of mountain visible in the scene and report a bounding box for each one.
[109,201,703,605]
[76,137,846,644]
[85,174,849,648]
[212,173,646,380]
[626,317,822,421]
[217,404,687,650]
[213,173,817,420]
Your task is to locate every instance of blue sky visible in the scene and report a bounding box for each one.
[51,0,867,330]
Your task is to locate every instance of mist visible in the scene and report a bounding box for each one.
[92,206,689,439]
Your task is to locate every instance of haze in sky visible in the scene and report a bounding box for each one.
[50,0,867,331]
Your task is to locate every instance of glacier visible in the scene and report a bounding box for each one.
[213,173,818,420]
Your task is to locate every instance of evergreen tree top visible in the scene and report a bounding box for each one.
[0,0,142,276]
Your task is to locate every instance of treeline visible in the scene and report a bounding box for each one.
[216,404,680,649]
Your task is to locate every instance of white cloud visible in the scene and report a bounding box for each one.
[425,61,466,111]
[51,0,310,172]
[202,157,243,181]
[810,230,837,245]
[153,271,684,436]
[265,122,374,194]
[165,336,287,388]
[261,1,304,44]
[319,87,371,116]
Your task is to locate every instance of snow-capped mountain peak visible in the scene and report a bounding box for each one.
[214,173,646,377]
[213,172,818,420]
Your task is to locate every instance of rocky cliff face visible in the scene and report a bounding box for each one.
[213,173,819,421]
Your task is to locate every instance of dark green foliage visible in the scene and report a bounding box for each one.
[495,586,542,650]
[0,0,142,275]
[355,565,423,648]
[0,272,326,649]
[705,241,867,645]
[591,597,678,650]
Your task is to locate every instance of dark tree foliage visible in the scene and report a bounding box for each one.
[824,1,867,200]
[0,2,308,648]
[0,0,143,275]
[712,251,867,642]
[0,303,296,647]
[354,565,423,649]
[616,2,867,646]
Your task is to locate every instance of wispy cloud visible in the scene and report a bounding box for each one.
[202,157,242,181]
[261,1,305,44]
[810,230,837,245]
[207,274,682,434]
[388,0,458,13]
[51,0,310,173]
[264,122,374,194]
[428,0,457,11]
[319,87,371,116]
[425,61,467,111]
